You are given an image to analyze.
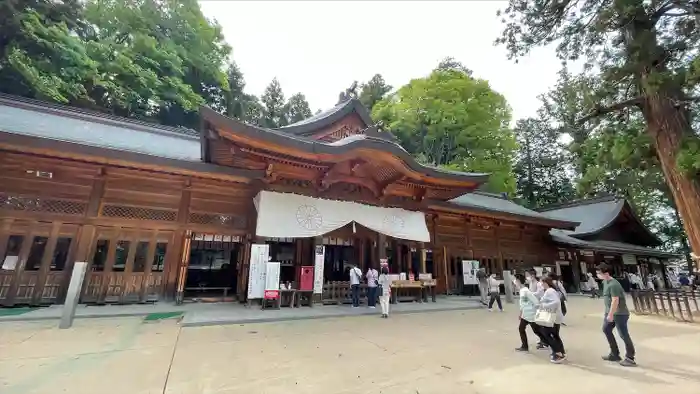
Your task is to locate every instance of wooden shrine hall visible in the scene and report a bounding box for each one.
[0,93,668,307]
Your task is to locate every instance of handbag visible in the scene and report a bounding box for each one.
[534,307,556,327]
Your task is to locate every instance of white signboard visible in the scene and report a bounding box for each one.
[313,245,325,294]
[622,254,637,265]
[247,244,270,300]
[462,260,479,285]
[1,256,18,271]
[264,262,281,299]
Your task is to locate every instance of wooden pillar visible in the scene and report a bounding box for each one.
[420,243,427,273]
[377,233,387,261]
[442,246,449,295]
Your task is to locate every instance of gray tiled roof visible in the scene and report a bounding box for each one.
[281,100,352,129]
[539,197,623,236]
[0,97,201,161]
[551,230,679,258]
[449,192,576,226]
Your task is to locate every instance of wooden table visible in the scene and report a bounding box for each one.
[295,290,315,307]
[390,283,424,304]
[279,289,297,307]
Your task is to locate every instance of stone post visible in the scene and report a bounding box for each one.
[503,270,514,304]
[59,262,88,329]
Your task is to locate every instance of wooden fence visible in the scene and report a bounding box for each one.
[630,289,700,323]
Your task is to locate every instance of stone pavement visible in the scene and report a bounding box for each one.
[1,298,700,394]
[0,296,481,325]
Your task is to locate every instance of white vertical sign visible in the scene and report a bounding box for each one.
[264,262,281,299]
[313,245,325,294]
[247,244,270,299]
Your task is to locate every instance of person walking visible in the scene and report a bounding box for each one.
[487,273,503,312]
[587,272,600,298]
[378,266,392,318]
[349,264,362,308]
[366,266,379,309]
[597,263,636,367]
[477,267,488,305]
[538,276,566,363]
[514,274,546,351]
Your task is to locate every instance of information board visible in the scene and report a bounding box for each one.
[247,244,270,300]
[264,262,281,299]
[313,245,325,294]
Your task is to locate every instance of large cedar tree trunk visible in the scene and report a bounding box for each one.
[641,92,700,260]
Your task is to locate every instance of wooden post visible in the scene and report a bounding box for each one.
[420,244,427,273]
[443,246,449,295]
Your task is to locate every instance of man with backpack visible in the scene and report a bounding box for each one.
[349,264,363,308]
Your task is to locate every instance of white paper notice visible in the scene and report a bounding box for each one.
[313,245,325,294]
[1,256,18,271]
[247,244,270,300]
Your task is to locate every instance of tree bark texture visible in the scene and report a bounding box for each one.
[641,92,700,261]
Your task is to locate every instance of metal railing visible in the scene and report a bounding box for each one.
[630,289,700,323]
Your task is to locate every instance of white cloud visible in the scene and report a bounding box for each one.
[199,0,564,121]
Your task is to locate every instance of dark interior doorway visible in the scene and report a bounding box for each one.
[184,237,241,301]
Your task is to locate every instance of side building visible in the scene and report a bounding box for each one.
[537,196,680,291]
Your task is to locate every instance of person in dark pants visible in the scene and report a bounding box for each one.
[514,274,547,351]
[597,263,636,367]
[349,264,362,308]
[487,273,503,312]
[365,265,379,309]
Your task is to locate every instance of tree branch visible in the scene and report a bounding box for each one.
[576,97,643,125]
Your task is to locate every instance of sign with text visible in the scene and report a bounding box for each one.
[462,260,479,285]
[264,262,281,299]
[313,245,325,294]
[247,244,270,300]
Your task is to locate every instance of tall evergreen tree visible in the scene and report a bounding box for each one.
[359,74,392,111]
[285,93,312,123]
[513,118,575,208]
[261,78,287,128]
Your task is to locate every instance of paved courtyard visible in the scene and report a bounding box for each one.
[1,298,700,394]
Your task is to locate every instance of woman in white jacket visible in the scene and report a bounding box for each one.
[514,274,547,351]
[539,276,566,363]
[377,266,392,318]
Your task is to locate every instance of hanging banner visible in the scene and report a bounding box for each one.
[254,191,430,242]
[313,245,325,294]
[264,262,281,299]
[247,244,270,300]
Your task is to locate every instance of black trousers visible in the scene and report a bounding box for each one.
[540,323,565,355]
[488,291,502,310]
[518,319,547,348]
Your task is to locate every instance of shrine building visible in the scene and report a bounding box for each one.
[0,93,676,306]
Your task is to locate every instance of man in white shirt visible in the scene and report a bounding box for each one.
[349,264,362,308]
[366,266,379,308]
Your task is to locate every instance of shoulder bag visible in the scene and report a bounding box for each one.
[534,307,556,327]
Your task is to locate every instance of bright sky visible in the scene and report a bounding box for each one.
[199,0,564,122]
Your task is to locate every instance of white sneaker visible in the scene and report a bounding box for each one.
[369,306,376,309]
[488,308,493,312]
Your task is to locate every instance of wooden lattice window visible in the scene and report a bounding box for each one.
[0,193,87,215]
[188,212,245,228]
[100,204,177,222]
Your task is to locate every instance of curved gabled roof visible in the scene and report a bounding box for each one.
[276,98,398,142]
[277,98,373,136]
[200,106,489,185]
[538,195,661,246]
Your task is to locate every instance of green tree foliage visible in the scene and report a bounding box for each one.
[0,0,97,105]
[224,61,247,119]
[83,0,230,127]
[285,93,312,124]
[434,57,473,76]
[513,118,576,208]
[261,78,287,128]
[496,0,700,256]
[358,74,392,111]
[373,69,516,193]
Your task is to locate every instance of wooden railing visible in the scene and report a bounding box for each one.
[630,289,700,323]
